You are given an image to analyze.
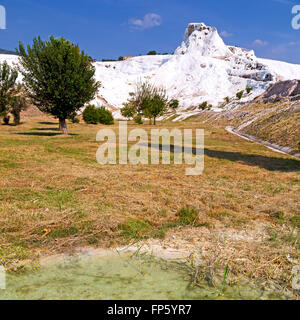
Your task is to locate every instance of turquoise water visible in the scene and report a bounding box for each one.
[0,253,284,300]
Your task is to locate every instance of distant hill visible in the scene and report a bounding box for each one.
[0,48,18,55]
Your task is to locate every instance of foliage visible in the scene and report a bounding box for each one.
[123,80,168,125]
[236,90,244,100]
[133,114,143,124]
[83,105,114,125]
[144,88,168,125]
[83,105,99,124]
[0,63,28,125]
[71,117,80,124]
[147,50,157,55]
[98,106,114,125]
[0,61,18,122]
[169,99,179,109]
[224,97,230,104]
[10,94,29,125]
[246,87,253,94]
[199,101,208,110]
[121,102,136,119]
[199,101,213,111]
[17,36,100,134]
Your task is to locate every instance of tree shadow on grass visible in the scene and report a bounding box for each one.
[147,143,300,172]
[32,127,59,131]
[16,132,78,137]
[204,148,300,173]
[38,122,57,125]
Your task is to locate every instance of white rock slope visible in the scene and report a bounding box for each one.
[2,22,300,118]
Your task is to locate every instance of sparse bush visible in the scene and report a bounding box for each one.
[169,99,179,110]
[224,97,230,104]
[236,90,244,100]
[199,101,208,110]
[83,105,100,124]
[246,87,253,94]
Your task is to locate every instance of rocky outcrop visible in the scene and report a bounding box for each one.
[259,80,300,103]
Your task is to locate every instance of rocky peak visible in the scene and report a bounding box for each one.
[175,22,234,58]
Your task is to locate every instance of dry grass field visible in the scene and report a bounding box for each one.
[0,113,299,291]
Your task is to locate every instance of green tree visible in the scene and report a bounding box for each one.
[145,89,168,125]
[121,102,136,120]
[123,81,169,125]
[0,61,18,123]
[17,36,100,134]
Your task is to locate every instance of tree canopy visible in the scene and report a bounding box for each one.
[17,36,100,134]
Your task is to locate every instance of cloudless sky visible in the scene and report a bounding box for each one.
[1,0,300,63]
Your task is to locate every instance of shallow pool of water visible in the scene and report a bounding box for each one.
[0,253,284,300]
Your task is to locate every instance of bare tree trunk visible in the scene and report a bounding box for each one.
[153,117,156,125]
[59,118,68,134]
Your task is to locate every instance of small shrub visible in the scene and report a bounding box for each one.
[198,101,208,110]
[246,87,253,94]
[83,105,100,124]
[224,97,230,104]
[236,90,244,100]
[177,206,200,226]
[147,50,157,56]
[83,105,114,125]
[169,99,179,110]
[98,106,114,125]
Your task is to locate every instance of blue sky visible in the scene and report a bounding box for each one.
[1,0,300,63]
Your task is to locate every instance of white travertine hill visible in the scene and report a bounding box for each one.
[2,22,300,119]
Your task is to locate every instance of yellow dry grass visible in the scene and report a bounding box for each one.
[0,114,299,289]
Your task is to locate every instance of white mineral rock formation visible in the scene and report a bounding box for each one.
[2,22,300,118]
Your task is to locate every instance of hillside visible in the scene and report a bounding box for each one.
[2,22,300,119]
[191,80,300,156]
